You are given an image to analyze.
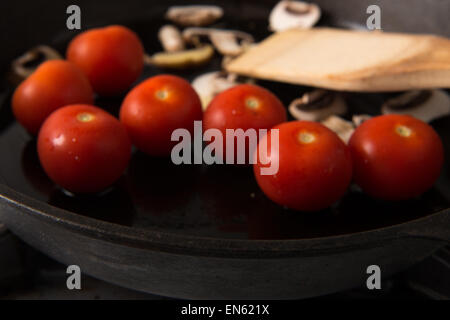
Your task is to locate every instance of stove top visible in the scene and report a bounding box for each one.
[1,225,449,300]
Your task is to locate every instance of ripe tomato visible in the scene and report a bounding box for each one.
[254,121,353,211]
[203,84,287,164]
[120,74,203,156]
[38,104,131,194]
[67,25,144,96]
[349,114,444,201]
[12,60,93,135]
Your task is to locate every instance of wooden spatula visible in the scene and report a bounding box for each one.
[226,28,450,92]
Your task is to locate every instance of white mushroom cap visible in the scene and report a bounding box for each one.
[269,1,321,32]
[321,115,355,144]
[381,90,450,123]
[166,5,224,27]
[192,72,244,110]
[12,45,62,79]
[158,25,185,52]
[288,90,347,122]
[352,114,372,127]
[210,31,246,56]
[182,28,254,57]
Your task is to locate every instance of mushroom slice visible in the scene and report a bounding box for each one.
[182,27,212,46]
[210,31,254,56]
[144,45,214,69]
[183,28,254,56]
[288,90,347,122]
[11,45,62,79]
[381,90,450,123]
[158,25,185,52]
[166,5,223,27]
[352,114,372,127]
[269,0,321,32]
[221,43,256,68]
[192,71,250,110]
[321,115,355,144]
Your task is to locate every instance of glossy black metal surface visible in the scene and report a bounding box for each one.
[0,0,449,299]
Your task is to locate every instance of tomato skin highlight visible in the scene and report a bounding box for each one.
[12,60,94,135]
[119,74,203,156]
[254,121,353,211]
[349,114,444,201]
[37,104,131,194]
[67,25,144,96]
[203,84,287,164]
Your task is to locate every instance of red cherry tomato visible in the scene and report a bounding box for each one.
[120,74,203,156]
[203,84,287,163]
[12,60,93,135]
[38,104,131,194]
[254,121,353,211]
[67,25,144,96]
[349,114,444,201]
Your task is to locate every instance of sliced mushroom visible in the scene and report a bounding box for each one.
[144,45,214,69]
[158,25,185,52]
[182,27,212,46]
[192,71,251,110]
[210,32,245,56]
[269,0,321,32]
[352,114,372,127]
[166,5,223,27]
[381,90,450,123]
[210,31,254,56]
[221,43,257,68]
[288,90,347,122]
[321,115,355,144]
[11,45,62,80]
[183,28,254,56]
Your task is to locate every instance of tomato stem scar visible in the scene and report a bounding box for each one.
[76,112,95,122]
[395,125,412,137]
[298,131,315,144]
[156,89,169,100]
[245,97,260,110]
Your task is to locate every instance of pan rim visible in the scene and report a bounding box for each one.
[0,182,448,259]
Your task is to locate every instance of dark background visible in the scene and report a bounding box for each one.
[0,0,449,76]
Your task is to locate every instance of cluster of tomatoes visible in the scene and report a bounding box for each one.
[12,25,444,212]
[254,116,444,211]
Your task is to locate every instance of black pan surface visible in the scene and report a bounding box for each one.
[0,0,449,299]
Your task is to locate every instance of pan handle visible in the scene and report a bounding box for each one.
[401,209,450,245]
